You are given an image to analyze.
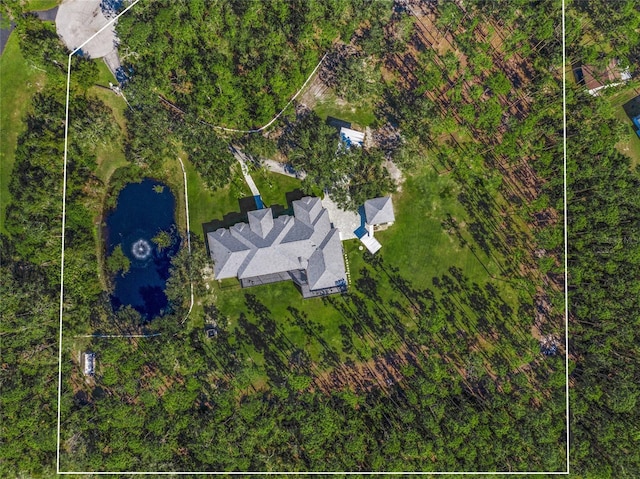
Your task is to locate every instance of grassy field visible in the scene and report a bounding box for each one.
[24,0,60,11]
[0,33,47,234]
[377,166,504,290]
[313,90,377,128]
[196,150,527,385]
[252,168,304,208]
[607,85,640,168]
[89,83,129,183]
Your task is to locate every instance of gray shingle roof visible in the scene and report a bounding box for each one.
[207,229,252,279]
[364,196,395,225]
[208,197,345,291]
[307,229,346,290]
[293,196,323,225]
[247,208,274,238]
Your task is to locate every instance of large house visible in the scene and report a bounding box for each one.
[207,197,347,298]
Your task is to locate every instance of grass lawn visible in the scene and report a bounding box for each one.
[196,149,529,388]
[183,158,250,239]
[24,0,60,11]
[213,280,358,365]
[607,85,640,168]
[377,166,504,290]
[89,83,128,183]
[0,33,47,234]
[252,168,303,208]
[313,90,376,128]
[95,59,116,86]
[94,139,128,185]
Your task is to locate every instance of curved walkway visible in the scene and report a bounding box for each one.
[177,157,194,324]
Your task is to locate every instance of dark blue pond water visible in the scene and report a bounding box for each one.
[105,179,180,320]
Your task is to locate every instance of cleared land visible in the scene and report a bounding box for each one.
[312,91,377,129]
[0,32,47,233]
[202,152,529,391]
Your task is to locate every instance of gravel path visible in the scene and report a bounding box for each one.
[262,158,306,180]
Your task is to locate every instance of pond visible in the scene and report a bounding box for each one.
[105,178,180,320]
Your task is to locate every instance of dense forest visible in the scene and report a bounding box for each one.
[0,0,639,476]
[116,0,391,128]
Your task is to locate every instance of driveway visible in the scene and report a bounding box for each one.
[56,0,117,59]
[321,194,362,241]
[262,158,306,180]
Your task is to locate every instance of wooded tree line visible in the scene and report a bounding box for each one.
[116,0,392,129]
[0,9,121,476]
[568,0,640,69]
[562,92,640,476]
[277,110,395,210]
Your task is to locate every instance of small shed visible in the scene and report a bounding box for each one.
[83,352,95,376]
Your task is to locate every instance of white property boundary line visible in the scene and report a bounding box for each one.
[562,0,570,473]
[206,52,328,134]
[56,1,142,473]
[157,51,327,134]
[56,0,570,474]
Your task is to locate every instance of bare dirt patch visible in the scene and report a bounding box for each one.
[311,346,417,394]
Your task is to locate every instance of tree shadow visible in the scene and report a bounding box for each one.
[201,196,263,250]
[285,189,306,208]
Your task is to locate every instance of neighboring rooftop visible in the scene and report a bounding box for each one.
[573,59,631,96]
[208,197,347,297]
[364,196,395,226]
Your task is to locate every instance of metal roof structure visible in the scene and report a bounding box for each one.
[339,127,365,148]
[83,352,95,376]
